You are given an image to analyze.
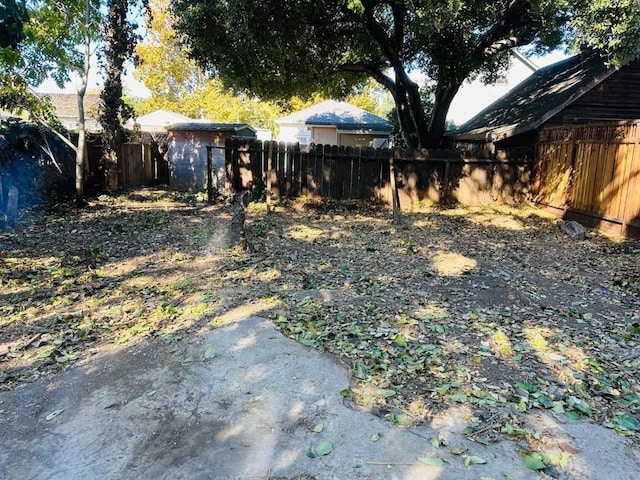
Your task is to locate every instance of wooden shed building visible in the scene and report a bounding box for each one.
[452,52,640,237]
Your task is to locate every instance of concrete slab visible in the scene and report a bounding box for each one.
[1,316,639,479]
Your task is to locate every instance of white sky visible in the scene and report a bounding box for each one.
[34,49,568,108]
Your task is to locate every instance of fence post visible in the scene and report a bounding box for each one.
[207,146,214,203]
[389,156,401,222]
[266,140,273,213]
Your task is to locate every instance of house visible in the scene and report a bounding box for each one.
[166,122,256,192]
[276,100,392,148]
[131,109,192,133]
[452,52,640,237]
[39,93,102,131]
[452,53,640,147]
[446,50,540,127]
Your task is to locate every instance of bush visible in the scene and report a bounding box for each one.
[0,118,75,208]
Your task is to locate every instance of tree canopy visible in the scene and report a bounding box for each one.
[134,0,285,131]
[0,0,28,49]
[173,0,640,149]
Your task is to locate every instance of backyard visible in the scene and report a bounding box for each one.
[1,188,640,458]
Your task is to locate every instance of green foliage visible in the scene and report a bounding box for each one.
[0,0,28,49]
[0,118,74,203]
[133,0,285,131]
[568,0,640,63]
[173,0,640,148]
[3,0,102,88]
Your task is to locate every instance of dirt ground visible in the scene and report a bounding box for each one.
[1,188,640,478]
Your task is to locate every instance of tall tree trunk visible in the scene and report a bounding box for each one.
[427,82,461,148]
[75,0,92,206]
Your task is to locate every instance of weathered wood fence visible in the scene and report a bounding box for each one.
[223,138,533,208]
[533,121,640,237]
[87,139,167,190]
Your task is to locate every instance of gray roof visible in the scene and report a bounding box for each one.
[166,122,256,133]
[38,93,102,118]
[453,53,615,141]
[277,100,392,133]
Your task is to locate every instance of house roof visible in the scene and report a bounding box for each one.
[38,93,102,118]
[166,121,256,133]
[136,109,192,124]
[453,53,615,141]
[131,109,193,132]
[277,100,392,133]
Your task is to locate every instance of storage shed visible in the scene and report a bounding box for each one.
[452,52,640,237]
[166,122,256,192]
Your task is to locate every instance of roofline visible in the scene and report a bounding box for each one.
[166,122,256,133]
[499,60,621,139]
[454,54,625,142]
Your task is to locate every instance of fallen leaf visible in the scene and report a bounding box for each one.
[45,409,64,421]
[464,455,487,467]
[204,346,217,359]
[310,441,333,457]
[417,457,445,467]
[523,454,547,470]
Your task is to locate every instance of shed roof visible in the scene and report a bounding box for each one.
[277,100,392,133]
[453,53,615,141]
[166,122,256,133]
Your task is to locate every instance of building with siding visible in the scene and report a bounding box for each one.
[452,53,640,150]
[276,100,392,149]
[166,122,256,192]
[452,52,640,237]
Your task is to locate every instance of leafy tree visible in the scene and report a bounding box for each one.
[173,0,640,149]
[133,0,204,106]
[99,0,148,191]
[134,0,284,131]
[0,0,28,49]
[0,0,102,204]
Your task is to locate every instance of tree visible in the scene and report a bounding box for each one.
[133,0,204,107]
[173,0,640,149]
[0,0,28,49]
[99,0,148,191]
[134,0,284,131]
[0,0,102,204]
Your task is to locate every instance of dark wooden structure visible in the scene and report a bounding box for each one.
[453,52,640,237]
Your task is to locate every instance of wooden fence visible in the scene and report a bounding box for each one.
[223,138,533,208]
[533,121,640,237]
[87,139,167,190]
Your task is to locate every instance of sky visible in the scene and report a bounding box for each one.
[34,58,152,99]
[34,49,569,115]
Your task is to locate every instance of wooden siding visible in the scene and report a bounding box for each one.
[544,60,640,127]
[224,138,532,208]
[534,121,640,237]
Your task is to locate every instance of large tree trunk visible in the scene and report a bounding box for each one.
[74,0,92,206]
[392,69,432,151]
[427,82,461,148]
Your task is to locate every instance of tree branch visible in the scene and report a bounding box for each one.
[340,61,396,97]
[476,0,540,58]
